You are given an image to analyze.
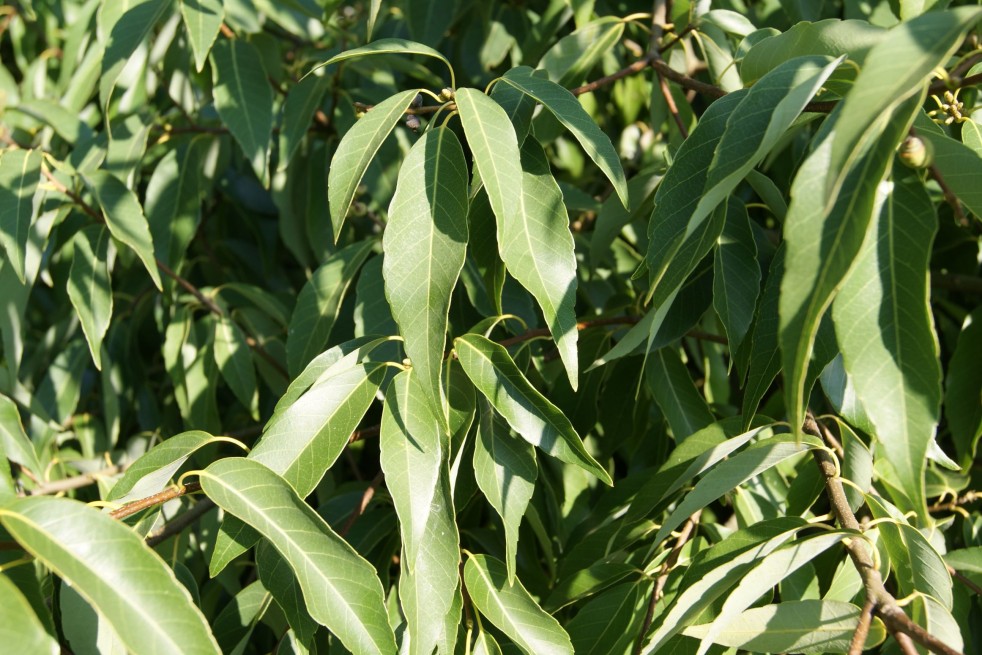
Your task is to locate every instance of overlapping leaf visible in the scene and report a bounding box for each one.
[0,496,220,655]
[383,127,468,423]
[213,316,259,419]
[311,38,455,88]
[0,393,41,476]
[108,430,222,502]
[0,148,41,283]
[66,225,113,370]
[0,573,58,655]
[713,197,760,353]
[181,0,224,72]
[99,0,169,113]
[200,458,396,654]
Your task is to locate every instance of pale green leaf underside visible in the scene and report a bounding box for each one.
[108,430,219,502]
[0,496,220,655]
[200,458,396,655]
[311,38,455,88]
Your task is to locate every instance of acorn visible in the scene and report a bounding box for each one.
[898,135,933,169]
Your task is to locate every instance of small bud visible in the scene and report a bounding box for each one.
[439,87,455,101]
[405,114,421,132]
[410,93,423,109]
[898,135,933,169]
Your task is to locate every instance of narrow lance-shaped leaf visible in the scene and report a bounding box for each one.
[474,401,537,583]
[286,239,375,377]
[0,573,58,655]
[779,94,922,437]
[100,0,170,114]
[645,348,714,441]
[464,554,574,655]
[826,7,982,201]
[181,0,225,72]
[82,170,163,290]
[383,126,468,424]
[66,225,113,370]
[310,38,455,88]
[498,71,628,207]
[108,430,223,502]
[0,393,41,476]
[0,496,220,655]
[944,306,982,465]
[832,170,941,514]
[457,88,580,388]
[379,370,460,655]
[328,90,419,239]
[454,334,611,485]
[256,542,319,647]
[713,197,760,353]
[211,38,275,185]
[200,458,396,655]
[0,148,41,283]
[278,73,329,171]
[214,315,259,420]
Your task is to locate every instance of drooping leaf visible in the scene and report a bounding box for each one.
[833,169,941,513]
[454,334,611,485]
[211,38,275,184]
[0,148,41,283]
[379,370,459,655]
[256,541,319,647]
[464,554,574,655]
[566,582,644,655]
[311,39,455,88]
[457,89,580,387]
[683,600,886,653]
[0,394,41,477]
[66,225,113,370]
[82,169,163,290]
[0,572,58,655]
[0,496,220,655]
[99,0,170,113]
[328,90,418,239]
[645,348,715,441]
[286,239,375,376]
[473,401,536,583]
[779,94,922,437]
[213,315,259,419]
[498,70,628,207]
[108,430,221,502]
[713,197,760,353]
[200,458,396,655]
[181,0,225,72]
[383,126,468,423]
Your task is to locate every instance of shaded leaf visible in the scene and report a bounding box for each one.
[100,0,170,112]
[0,148,41,283]
[713,197,760,353]
[213,316,259,419]
[0,393,41,479]
[645,348,715,441]
[0,572,58,655]
[944,306,982,465]
[181,0,225,72]
[67,225,113,370]
[278,73,329,171]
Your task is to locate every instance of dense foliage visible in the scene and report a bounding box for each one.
[1,0,981,653]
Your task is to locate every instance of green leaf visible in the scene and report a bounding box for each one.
[833,170,941,513]
[464,554,573,655]
[566,582,643,655]
[379,370,460,655]
[457,89,580,388]
[256,541,319,646]
[498,71,628,207]
[473,401,536,583]
[641,518,808,653]
[740,19,885,82]
[0,394,41,482]
[713,197,760,353]
[692,532,850,655]
[649,434,823,553]
[961,118,982,158]
[108,430,220,502]
[82,169,163,290]
[311,38,455,88]
[181,0,224,72]
[67,225,113,370]
[779,94,922,437]
[0,148,41,283]
[99,0,170,113]
[278,73,329,171]
[286,239,375,377]
[648,55,841,305]
[645,348,715,441]
[0,496,219,655]
[211,38,275,184]
[210,579,270,654]
[214,316,259,419]
[826,8,982,200]
[8,100,92,146]
[383,126,468,422]
[454,334,611,485]
[200,458,396,655]
[742,245,783,423]
[918,122,982,220]
[328,89,418,239]
[0,572,58,655]
[538,17,625,87]
[473,630,503,655]
[684,600,886,653]
[944,306,982,465]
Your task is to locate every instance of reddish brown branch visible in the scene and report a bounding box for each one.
[849,598,876,655]
[109,482,202,520]
[29,462,129,495]
[145,499,216,547]
[339,471,383,537]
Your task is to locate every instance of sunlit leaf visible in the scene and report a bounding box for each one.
[181,0,224,72]
[66,225,113,370]
[213,315,259,419]
[311,39,455,88]
[0,148,41,283]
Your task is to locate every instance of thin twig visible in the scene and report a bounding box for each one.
[145,499,216,547]
[657,72,689,138]
[338,471,383,537]
[929,71,982,95]
[894,630,921,655]
[929,490,979,513]
[947,565,982,596]
[29,462,129,495]
[848,598,876,655]
[109,482,202,520]
[928,162,968,227]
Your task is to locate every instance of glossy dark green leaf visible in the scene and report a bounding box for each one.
[286,239,374,376]
[82,170,162,290]
[645,348,714,441]
[566,582,643,655]
[383,127,468,423]
[211,38,274,184]
[0,148,41,283]
[200,458,396,654]
[0,496,220,655]
[454,334,611,485]
[277,73,329,171]
[256,541,318,646]
[713,197,759,353]
[328,90,418,239]
[66,225,113,370]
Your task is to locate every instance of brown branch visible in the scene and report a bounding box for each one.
[848,598,876,655]
[571,58,653,97]
[928,161,969,227]
[894,630,921,655]
[338,471,383,537]
[29,462,129,495]
[805,414,965,655]
[145,498,215,547]
[109,482,202,520]
[929,71,982,95]
[656,72,689,138]
[929,490,979,513]
[947,564,982,596]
